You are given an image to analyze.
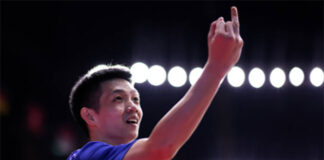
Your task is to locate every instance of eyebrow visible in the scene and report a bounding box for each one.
[112,89,139,96]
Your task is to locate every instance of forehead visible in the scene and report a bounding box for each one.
[100,79,138,95]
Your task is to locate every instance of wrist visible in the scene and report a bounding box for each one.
[205,59,233,80]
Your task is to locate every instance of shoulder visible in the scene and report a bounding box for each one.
[123,138,173,160]
[67,140,137,160]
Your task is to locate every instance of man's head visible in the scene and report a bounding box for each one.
[69,64,143,143]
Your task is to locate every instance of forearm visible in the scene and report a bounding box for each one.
[148,60,228,156]
[132,7,243,159]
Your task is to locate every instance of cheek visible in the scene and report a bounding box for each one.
[98,107,124,124]
[138,108,143,120]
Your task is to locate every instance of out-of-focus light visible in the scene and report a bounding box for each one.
[51,125,76,157]
[148,65,166,86]
[289,67,304,87]
[26,103,45,136]
[227,66,245,87]
[130,62,149,83]
[189,67,203,85]
[168,66,187,87]
[248,67,265,88]
[270,67,286,88]
[310,67,324,87]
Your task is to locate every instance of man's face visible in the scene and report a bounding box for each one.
[94,79,143,143]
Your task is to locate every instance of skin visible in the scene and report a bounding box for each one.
[81,6,243,160]
[81,79,143,145]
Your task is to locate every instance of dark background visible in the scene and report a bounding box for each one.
[1,1,323,160]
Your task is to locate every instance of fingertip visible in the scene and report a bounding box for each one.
[231,6,238,16]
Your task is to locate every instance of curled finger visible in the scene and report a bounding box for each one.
[225,21,234,38]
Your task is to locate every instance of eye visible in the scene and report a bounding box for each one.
[113,96,123,102]
[133,97,140,103]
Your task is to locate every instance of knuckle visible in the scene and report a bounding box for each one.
[218,32,228,39]
[226,34,235,41]
[233,23,239,30]
[229,36,235,42]
[233,21,240,26]
[216,32,234,41]
[237,38,244,46]
[240,40,244,47]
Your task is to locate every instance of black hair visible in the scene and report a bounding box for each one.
[69,64,132,137]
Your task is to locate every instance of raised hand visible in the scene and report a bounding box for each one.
[207,6,244,74]
[123,7,244,160]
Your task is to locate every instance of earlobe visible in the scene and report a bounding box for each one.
[80,107,97,126]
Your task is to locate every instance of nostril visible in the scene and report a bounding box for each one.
[126,107,132,112]
[126,106,137,113]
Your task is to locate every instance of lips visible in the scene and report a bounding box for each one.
[126,116,139,125]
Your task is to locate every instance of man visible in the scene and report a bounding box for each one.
[68,6,243,160]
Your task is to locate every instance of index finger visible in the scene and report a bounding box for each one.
[231,6,240,34]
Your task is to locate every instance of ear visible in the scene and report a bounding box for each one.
[80,107,97,127]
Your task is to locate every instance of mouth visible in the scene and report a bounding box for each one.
[126,117,139,125]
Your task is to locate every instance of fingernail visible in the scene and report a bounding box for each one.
[232,7,237,16]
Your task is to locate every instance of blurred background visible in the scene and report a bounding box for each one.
[1,1,323,160]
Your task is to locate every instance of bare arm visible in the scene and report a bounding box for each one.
[125,6,243,160]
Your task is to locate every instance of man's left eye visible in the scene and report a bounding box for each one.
[133,97,139,102]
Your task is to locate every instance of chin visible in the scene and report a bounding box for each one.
[131,132,139,139]
[127,131,138,141]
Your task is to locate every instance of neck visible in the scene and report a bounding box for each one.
[89,131,133,145]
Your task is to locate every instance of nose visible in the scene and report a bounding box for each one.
[126,101,139,113]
